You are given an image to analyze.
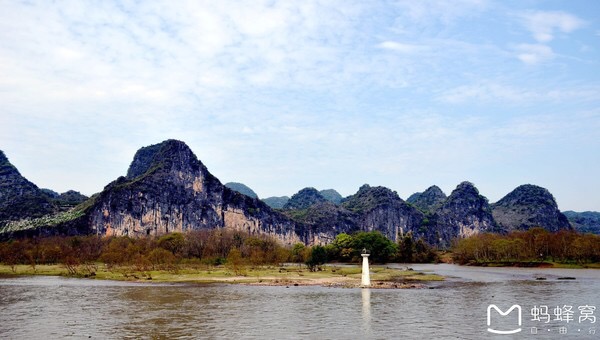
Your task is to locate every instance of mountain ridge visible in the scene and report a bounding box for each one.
[0,141,584,245]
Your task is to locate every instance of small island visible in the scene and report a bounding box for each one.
[0,263,443,288]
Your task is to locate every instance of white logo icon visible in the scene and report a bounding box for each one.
[487,304,522,335]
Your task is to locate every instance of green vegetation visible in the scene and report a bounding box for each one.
[322,231,438,264]
[0,229,444,286]
[341,185,398,213]
[0,194,98,234]
[1,209,85,233]
[452,227,600,266]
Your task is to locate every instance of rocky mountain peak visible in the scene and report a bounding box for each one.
[433,181,497,245]
[494,184,554,207]
[443,181,487,209]
[454,181,478,195]
[284,187,327,210]
[342,185,402,213]
[126,139,200,179]
[492,184,571,232]
[407,185,446,212]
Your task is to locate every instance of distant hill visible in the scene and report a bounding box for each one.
[407,185,446,212]
[262,196,290,209]
[319,189,343,204]
[224,182,258,199]
[283,188,327,210]
[563,211,600,234]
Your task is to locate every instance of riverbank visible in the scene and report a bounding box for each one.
[0,263,444,288]
[460,261,600,269]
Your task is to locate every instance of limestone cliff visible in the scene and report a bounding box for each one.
[286,201,359,245]
[87,140,300,244]
[0,142,585,247]
[341,185,425,243]
[431,182,498,247]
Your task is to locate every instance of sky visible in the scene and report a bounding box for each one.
[1,0,599,211]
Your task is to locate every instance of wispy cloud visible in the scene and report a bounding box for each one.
[0,1,598,210]
[519,10,586,42]
[438,82,600,104]
[378,41,428,54]
[515,43,555,65]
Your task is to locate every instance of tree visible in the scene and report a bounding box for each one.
[148,248,177,271]
[157,233,186,257]
[331,233,353,261]
[305,245,327,271]
[226,248,245,275]
[291,243,306,263]
[351,231,397,263]
[398,233,415,262]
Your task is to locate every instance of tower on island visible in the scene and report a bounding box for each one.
[361,248,371,287]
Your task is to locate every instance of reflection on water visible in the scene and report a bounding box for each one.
[0,265,598,339]
[362,288,371,335]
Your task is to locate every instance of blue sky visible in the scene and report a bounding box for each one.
[1,1,599,211]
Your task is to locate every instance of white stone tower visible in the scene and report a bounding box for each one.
[361,248,370,287]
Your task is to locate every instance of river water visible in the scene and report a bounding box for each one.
[0,264,598,339]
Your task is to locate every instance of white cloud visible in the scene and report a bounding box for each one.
[378,41,427,54]
[393,0,489,25]
[0,1,598,210]
[439,82,599,104]
[515,43,555,64]
[520,10,585,42]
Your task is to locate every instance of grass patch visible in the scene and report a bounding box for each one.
[0,263,445,285]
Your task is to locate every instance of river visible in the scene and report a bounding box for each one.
[0,264,598,339]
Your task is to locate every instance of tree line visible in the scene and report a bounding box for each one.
[452,227,600,265]
[298,231,439,271]
[0,229,289,274]
[0,230,439,274]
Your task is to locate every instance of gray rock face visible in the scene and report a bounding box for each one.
[87,140,300,244]
[341,185,424,243]
[432,182,497,247]
[0,142,585,248]
[407,185,447,212]
[291,201,359,245]
[492,184,571,232]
